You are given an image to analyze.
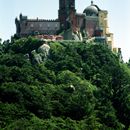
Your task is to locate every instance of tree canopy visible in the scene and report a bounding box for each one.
[0,37,130,129]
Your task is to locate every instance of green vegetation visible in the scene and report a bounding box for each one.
[0,37,130,129]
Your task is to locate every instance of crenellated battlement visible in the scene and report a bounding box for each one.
[27,19,59,22]
[18,13,59,22]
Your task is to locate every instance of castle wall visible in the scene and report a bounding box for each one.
[58,0,76,30]
[18,20,60,36]
[85,16,98,37]
[98,10,114,49]
[76,14,85,28]
[15,1,114,48]
[98,10,108,35]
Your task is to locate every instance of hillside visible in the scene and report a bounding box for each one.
[0,37,130,130]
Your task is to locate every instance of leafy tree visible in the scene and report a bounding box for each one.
[0,37,130,129]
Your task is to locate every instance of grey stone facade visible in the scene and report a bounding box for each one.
[15,14,60,37]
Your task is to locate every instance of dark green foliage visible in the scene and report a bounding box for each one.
[10,37,43,54]
[3,116,83,130]
[0,37,130,129]
[0,103,31,128]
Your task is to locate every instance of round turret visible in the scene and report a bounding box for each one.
[83,1,100,16]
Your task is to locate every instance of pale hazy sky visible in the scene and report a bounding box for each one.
[0,0,130,61]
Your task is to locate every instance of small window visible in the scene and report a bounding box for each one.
[47,24,50,30]
[55,24,58,29]
[30,23,34,27]
[39,24,42,27]
[55,24,58,27]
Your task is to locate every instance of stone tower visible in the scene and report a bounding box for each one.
[58,0,76,30]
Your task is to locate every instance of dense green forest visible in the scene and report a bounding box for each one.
[0,37,130,130]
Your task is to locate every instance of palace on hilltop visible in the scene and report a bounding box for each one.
[15,0,120,52]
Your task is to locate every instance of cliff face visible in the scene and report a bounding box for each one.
[0,37,130,129]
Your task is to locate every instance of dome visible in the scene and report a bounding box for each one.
[83,1,100,16]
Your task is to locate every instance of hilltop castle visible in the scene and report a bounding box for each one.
[15,0,115,50]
